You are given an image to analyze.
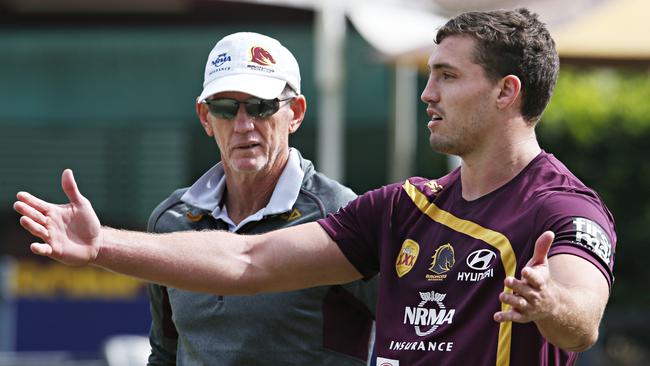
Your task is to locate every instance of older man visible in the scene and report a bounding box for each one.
[138,32,377,365]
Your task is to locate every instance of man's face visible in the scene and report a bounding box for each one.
[420,35,500,157]
[197,91,304,175]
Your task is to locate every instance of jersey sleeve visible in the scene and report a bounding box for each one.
[538,191,617,289]
[318,184,401,280]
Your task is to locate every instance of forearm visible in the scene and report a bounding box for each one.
[534,283,606,352]
[93,223,359,295]
[95,227,256,294]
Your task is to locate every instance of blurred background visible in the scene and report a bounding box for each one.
[0,0,648,365]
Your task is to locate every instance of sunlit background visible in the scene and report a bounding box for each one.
[1,0,649,365]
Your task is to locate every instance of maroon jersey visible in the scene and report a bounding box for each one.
[318,151,616,366]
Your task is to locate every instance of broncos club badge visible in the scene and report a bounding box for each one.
[426,243,455,281]
[396,239,420,278]
[250,46,276,66]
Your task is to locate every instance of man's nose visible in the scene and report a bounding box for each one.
[420,77,440,104]
[232,105,255,132]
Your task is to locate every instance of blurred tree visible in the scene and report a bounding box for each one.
[538,66,650,309]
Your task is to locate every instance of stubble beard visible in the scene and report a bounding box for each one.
[428,116,482,158]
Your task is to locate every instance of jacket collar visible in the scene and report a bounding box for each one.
[180,148,305,231]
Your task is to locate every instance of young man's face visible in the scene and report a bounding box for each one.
[420,35,501,157]
[197,91,303,177]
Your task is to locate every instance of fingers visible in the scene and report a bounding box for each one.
[30,243,53,257]
[504,276,525,293]
[507,268,544,291]
[61,169,83,204]
[497,277,537,323]
[16,191,52,214]
[494,308,526,323]
[495,231,557,325]
[529,230,554,266]
[19,216,50,241]
[14,201,48,225]
[495,289,535,323]
[504,274,543,301]
[521,267,545,288]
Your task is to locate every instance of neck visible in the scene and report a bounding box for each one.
[222,154,289,225]
[459,127,540,201]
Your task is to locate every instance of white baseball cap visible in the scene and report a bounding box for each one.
[198,32,301,102]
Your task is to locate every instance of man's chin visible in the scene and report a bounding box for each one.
[429,138,454,155]
[229,159,266,174]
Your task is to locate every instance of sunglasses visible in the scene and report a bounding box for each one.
[203,97,294,119]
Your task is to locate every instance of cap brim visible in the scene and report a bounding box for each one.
[198,74,287,101]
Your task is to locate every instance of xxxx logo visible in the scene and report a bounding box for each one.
[396,239,420,278]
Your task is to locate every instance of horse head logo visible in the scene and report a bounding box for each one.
[250,46,276,66]
[428,243,455,275]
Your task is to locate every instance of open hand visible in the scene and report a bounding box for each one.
[493,231,560,323]
[13,169,102,265]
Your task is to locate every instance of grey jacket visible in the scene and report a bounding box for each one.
[146,154,378,366]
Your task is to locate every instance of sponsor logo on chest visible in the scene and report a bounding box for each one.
[457,249,496,282]
[389,290,456,353]
[403,291,455,336]
[395,239,420,278]
[425,243,455,281]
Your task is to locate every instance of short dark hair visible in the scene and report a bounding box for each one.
[435,8,559,124]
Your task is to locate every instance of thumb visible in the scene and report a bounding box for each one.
[61,169,84,204]
[528,231,555,267]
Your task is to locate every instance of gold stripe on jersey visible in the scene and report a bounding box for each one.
[402,179,517,366]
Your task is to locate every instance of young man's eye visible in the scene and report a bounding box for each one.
[442,73,455,80]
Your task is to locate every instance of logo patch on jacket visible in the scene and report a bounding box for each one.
[186,212,204,222]
[280,208,302,221]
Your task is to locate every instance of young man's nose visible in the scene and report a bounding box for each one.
[421,77,440,104]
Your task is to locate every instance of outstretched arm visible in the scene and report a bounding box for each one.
[493,231,610,352]
[14,169,361,295]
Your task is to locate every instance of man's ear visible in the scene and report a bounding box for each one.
[496,74,522,110]
[196,102,214,136]
[288,95,307,134]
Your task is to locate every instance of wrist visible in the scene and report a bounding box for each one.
[91,226,107,265]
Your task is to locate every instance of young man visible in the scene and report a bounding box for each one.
[15,9,615,366]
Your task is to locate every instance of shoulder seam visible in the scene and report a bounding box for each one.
[148,189,189,232]
[299,188,327,218]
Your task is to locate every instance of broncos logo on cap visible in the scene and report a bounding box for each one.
[250,46,276,66]
[429,243,455,275]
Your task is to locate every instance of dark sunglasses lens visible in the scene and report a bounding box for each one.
[245,98,280,118]
[206,99,239,119]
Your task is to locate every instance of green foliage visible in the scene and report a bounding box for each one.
[542,67,650,144]
[538,66,650,308]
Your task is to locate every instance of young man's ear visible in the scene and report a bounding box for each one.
[496,74,522,110]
